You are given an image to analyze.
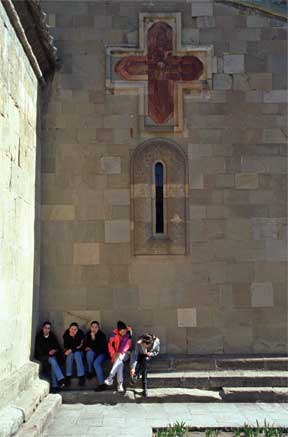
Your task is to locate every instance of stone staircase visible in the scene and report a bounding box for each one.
[58,354,288,404]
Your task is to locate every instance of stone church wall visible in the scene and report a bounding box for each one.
[40,0,287,354]
[0,2,47,429]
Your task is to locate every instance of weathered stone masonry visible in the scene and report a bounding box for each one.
[40,0,287,354]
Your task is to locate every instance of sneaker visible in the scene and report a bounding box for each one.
[58,379,66,389]
[104,376,113,386]
[78,376,85,386]
[86,371,94,380]
[117,383,124,393]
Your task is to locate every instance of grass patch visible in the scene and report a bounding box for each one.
[153,421,288,437]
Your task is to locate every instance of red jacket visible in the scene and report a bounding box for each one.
[108,327,132,362]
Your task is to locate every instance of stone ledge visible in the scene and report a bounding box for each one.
[0,362,40,410]
[15,394,61,437]
[61,386,288,404]
[0,407,24,437]
[220,387,288,402]
[0,362,49,437]
[135,388,221,403]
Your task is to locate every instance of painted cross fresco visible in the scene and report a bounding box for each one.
[106,13,213,132]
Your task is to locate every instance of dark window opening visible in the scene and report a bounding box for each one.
[155,162,164,234]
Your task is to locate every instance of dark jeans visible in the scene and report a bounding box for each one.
[135,354,151,390]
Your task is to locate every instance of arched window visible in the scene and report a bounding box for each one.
[132,138,188,256]
[154,162,165,235]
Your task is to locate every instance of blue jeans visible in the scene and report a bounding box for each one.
[86,351,107,385]
[66,351,85,377]
[48,356,64,388]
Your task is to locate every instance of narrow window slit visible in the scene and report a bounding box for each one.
[155,162,164,234]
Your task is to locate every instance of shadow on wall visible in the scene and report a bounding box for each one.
[30,71,56,359]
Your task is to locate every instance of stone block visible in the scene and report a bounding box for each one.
[223,327,253,353]
[189,168,204,189]
[63,310,101,331]
[189,206,206,219]
[265,240,287,262]
[87,287,114,310]
[100,157,121,174]
[226,219,253,240]
[182,28,200,44]
[105,189,130,205]
[224,55,244,74]
[41,205,75,221]
[177,308,197,328]
[73,243,100,265]
[247,15,269,28]
[255,262,286,283]
[105,220,130,243]
[75,190,105,220]
[213,73,232,90]
[263,90,288,104]
[114,287,140,309]
[263,129,286,143]
[227,262,253,282]
[249,73,272,90]
[251,282,274,308]
[235,173,259,189]
[187,328,223,354]
[191,1,213,17]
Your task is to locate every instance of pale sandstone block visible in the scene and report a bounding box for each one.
[41,205,75,221]
[215,174,234,188]
[213,73,232,90]
[177,308,197,328]
[100,157,121,174]
[247,15,269,27]
[263,90,288,103]
[249,73,272,90]
[191,0,213,17]
[224,55,244,74]
[189,168,204,189]
[190,206,206,219]
[235,173,259,189]
[105,220,130,243]
[63,310,101,331]
[182,28,200,44]
[105,189,130,205]
[73,243,100,265]
[251,282,274,308]
[265,240,287,262]
[263,129,286,143]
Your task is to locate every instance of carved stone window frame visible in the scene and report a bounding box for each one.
[131,138,189,256]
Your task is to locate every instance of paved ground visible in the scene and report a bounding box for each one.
[43,403,288,437]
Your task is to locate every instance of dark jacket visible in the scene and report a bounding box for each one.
[85,330,108,357]
[35,331,61,362]
[130,336,160,370]
[63,329,84,352]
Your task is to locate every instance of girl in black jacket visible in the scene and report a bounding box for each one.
[85,321,108,390]
[35,321,65,390]
[63,322,85,386]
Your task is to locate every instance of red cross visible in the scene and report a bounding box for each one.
[115,22,204,125]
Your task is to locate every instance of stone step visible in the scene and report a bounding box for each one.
[80,354,288,374]
[64,370,288,392]
[60,386,288,405]
[15,394,61,437]
[148,354,288,371]
[148,370,288,389]
[220,387,288,403]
